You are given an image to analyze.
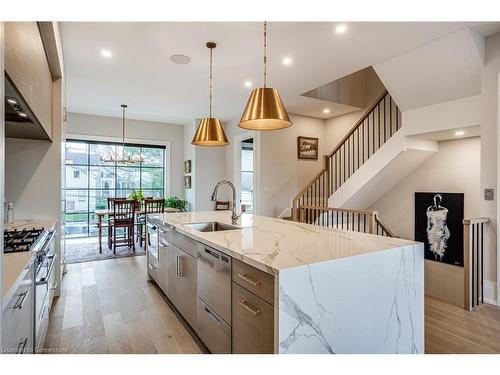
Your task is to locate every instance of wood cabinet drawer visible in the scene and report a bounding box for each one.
[232,283,274,354]
[232,259,275,305]
[166,229,197,258]
[197,298,231,354]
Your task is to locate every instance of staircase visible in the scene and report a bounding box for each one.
[291,90,402,222]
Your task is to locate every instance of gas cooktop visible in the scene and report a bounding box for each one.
[4,228,46,254]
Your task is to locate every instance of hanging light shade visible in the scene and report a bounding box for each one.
[192,42,229,146]
[239,22,292,131]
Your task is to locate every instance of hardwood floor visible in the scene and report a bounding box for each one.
[44,255,204,354]
[45,255,500,354]
[425,297,500,354]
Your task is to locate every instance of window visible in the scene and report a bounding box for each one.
[241,139,254,213]
[64,139,166,238]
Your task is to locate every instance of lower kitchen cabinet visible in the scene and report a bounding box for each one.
[232,281,274,354]
[1,265,34,354]
[157,241,169,295]
[168,244,197,329]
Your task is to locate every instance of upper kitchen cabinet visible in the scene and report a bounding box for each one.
[4,22,53,141]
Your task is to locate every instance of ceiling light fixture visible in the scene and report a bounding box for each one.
[323,108,331,114]
[100,49,112,58]
[244,81,253,88]
[100,105,145,164]
[335,24,348,34]
[239,22,292,131]
[18,112,27,118]
[455,130,465,136]
[192,42,229,147]
[282,57,293,66]
[6,97,17,105]
[170,54,191,64]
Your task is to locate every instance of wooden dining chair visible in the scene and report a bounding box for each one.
[107,197,126,250]
[139,198,165,248]
[111,199,136,254]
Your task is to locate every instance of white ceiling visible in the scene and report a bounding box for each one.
[374,28,485,111]
[60,22,500,125]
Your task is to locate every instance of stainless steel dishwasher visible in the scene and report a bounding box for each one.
[197,243,232,353]
[197,243,232,324]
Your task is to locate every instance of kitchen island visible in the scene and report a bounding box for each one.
[148,211,423,354]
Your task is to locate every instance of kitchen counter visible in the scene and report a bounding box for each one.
[3,218,57,301]
[149,210,418,274]
[150,211,424,354]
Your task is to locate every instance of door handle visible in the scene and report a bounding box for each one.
[238,299,261,316]
[12,290,29,309]
[178,256,184,278]
[17,337,28,354]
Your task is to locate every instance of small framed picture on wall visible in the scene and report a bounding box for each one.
[184,176,191,189]
[297,136,319,160]
[184,160,192,174]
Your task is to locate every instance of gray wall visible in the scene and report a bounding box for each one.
[66,112,185,198]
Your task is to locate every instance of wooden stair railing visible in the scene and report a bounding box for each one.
[298,205,396,237]
[292,90,402,220]
[463,217,490,311]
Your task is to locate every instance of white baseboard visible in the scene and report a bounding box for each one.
[483,280,498,306]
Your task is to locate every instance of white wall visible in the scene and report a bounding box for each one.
[183,121,196,210]
[481,32,500,302]
[183,119,227,212]
[66,112,185,198]
[370,137,481,306]
[259,115,327,217]
[324,110,364,151]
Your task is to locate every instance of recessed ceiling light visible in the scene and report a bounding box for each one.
[335,24,348,34]
[7,97,17,105]
[18,112,27,118]
[170,54,191,64]
[455,130,465,136]
[244,81,253,88]
[282,57,293,66]
[100,49,112,58]
[323,108,331,114]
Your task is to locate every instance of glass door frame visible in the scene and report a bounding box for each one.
[233,131,260,215]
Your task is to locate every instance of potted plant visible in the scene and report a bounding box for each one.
[165,196,188,212]
[128,189,145,209]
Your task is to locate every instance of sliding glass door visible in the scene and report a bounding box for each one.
[64,139,166,238]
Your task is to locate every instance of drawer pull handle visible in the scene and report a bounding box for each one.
[148,264,155,270]
[12,290,29,309]
[238,299,261,316]
[204,306,221,325]
[159,241,169,247]
[17,337,28,354]
[237,273,261,287]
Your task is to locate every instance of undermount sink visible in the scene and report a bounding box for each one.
[184,221,241,232]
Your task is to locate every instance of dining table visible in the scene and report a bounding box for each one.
[94,208,145,253]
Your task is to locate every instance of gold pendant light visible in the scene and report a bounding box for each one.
[192,42,229,146]
[239,22,292,131]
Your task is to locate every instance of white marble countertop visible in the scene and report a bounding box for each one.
[3,218,57,300]
[149,211,418,274]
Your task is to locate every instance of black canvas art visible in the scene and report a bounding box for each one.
[414,192,464,267]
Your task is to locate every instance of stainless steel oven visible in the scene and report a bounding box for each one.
[34,230,56,352]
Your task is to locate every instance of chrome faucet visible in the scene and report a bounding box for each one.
[211,180,240,224]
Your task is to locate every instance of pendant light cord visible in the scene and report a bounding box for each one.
[209,46,213,118]
[263,21,267,88]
